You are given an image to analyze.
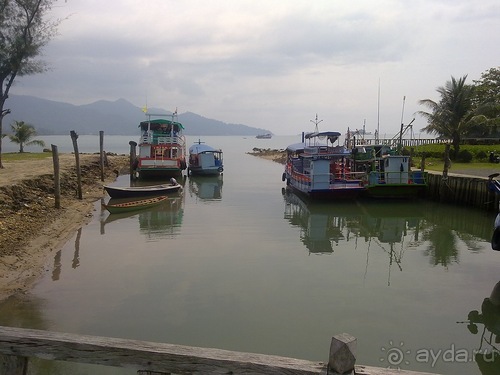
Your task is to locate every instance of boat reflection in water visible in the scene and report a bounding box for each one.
[188,175,223,201]
[100,191,184,240]
[283,188,364,254]
[461,280,500,374]
[282,188,425,269]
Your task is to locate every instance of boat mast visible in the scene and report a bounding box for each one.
[310,114,323,132]
[398,96,406,152]
[376,79,380,143]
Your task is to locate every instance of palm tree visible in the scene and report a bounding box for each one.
[8,121,45,153]
[417,75,476,159]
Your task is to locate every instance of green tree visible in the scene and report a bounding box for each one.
[0,0,62,168]
[9,121,45,152]
[418,75,476,159]
[471,67,500,136]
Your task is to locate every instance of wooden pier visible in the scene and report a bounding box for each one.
[0,326,439,375]
[424,171,498,212]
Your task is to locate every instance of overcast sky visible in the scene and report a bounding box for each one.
[11,0,500,135]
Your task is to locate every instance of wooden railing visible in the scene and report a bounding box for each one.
[0,326,439,375]
[350,138,451,148]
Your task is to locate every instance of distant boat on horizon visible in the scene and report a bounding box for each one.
[256,133,272,139]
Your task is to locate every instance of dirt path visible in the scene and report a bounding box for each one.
[0,153,129,301]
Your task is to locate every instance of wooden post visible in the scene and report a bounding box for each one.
[0,354,28,375]
[129,140,137,180]
[51,144,61,209]
[99,131,105,182]
[420,153,426,172]
[442,144,451,179]
[440,144,451,202]
[328,333,356,374]
[70,131,83,199]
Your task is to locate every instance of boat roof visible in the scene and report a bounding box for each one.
[304,131,341,143]
[139,118,185,131]
[286,142,306,153]
[189,143,221,154]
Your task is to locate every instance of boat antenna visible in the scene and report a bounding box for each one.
[377,78,380,143]
[310,113,323,133]
[398,96,406,152]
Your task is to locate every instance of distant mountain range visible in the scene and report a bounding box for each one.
[3,95,271,136]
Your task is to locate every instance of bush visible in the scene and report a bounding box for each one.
[476,150,488,161]
[456,149,473,163]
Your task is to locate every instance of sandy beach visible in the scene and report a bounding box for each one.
[0,153,129,301]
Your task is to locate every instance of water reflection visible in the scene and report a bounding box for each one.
[357,201,425,285]
[282,189,426,256]
[283,188,494,270]
[283,189,364,254]
[100,192,185,240]
[462,280,500,374]
[188,175,223,201]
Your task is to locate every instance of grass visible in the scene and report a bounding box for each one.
[1,152,53,162]
[408,143,500,172]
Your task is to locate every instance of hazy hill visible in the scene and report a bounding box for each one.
[3,95,271,136]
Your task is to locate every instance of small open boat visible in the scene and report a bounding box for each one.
[104,178,181,199]
[102,196,169,214]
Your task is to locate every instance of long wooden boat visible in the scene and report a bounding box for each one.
[102,196,169,214]
[104,179,182,199]
[282,118,365,200]
[188,140,224,176]
[133,111,187,179]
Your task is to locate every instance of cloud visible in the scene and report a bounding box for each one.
[11,0,500,135]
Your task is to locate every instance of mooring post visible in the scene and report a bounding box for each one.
[70,130,83,199]
[99,130,105,181]
[129,140,137,180]
[51,144,61,209]
[328,333,357,374]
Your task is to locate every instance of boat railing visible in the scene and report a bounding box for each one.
[141,135,186,147]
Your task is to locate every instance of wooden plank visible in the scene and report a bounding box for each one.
[0,326,441,375]
[0,326,326,375]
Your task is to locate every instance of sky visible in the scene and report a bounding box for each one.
[11,0,500,136]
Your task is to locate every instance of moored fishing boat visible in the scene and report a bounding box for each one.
[104,178,182,199]
[102,196,169,214]
[282,116,365,200]
[134,110,187,179]
[352,144,428,199]
[187,140,223,176]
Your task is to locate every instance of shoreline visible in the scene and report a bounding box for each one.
[0,153,130,301]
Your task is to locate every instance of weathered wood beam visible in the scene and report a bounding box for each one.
[0,326,440,375]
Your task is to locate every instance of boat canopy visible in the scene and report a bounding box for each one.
[286,142,305,153]
[304,131,341,144]
[189,143,221,155]
[139,119,185,131]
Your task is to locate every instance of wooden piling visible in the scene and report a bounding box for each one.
[129,140,137,180]
[70,131,82,199]
[99,130,105,182]
[51,144,61,209]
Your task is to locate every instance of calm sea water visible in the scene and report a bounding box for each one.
[1,135,499,375]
